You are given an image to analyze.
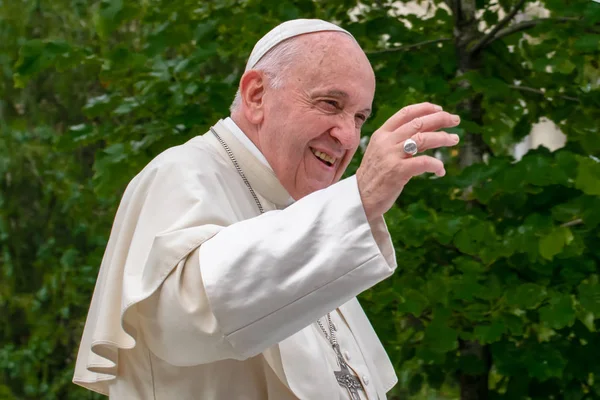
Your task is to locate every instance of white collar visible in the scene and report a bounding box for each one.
[222,118,295,206]
[223,117,271,170]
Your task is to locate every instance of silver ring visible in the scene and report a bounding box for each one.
[403,138,418,156]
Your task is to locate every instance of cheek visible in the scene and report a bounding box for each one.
[338,149,357,174]
[269,132,308,173]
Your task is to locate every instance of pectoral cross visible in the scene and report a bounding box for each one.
[332,343,364,400]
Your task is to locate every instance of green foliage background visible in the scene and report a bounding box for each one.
[1,0,599,399]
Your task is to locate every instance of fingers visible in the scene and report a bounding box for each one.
[380,102,444,132]
[400,155,446,178]
[401,131,460,154]
[394,112,460,143]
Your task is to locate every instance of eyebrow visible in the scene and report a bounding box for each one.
[321,90,372,117]
[324,89,349,98]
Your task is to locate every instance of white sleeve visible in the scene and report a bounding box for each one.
[137,175,396,366]
[200,175,396,359]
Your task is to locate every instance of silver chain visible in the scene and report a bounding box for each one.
[211,125,336,347]
[211,127,264,214]
[316,313,338,347]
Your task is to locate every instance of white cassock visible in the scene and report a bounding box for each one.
[73,118,398,399]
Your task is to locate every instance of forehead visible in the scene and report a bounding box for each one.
[289,32,376,104]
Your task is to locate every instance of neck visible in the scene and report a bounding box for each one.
[230,112,262,154]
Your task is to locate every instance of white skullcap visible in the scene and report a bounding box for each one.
[245,19,354,71]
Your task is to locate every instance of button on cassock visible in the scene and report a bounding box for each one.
[362,375,370,385]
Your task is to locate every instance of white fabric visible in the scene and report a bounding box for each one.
[245,19,354,71]
[223,117,295,206]
[223,117,270,168]
[317,310,379,399]
[72,120,398,399]
[225,114,383,399]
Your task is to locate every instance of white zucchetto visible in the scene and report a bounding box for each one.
[244,19,354,71]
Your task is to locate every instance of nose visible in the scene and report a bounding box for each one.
[329,115,359,150]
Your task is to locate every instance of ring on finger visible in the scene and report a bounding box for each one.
[403,138,418,156]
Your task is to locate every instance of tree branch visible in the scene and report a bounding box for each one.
[470,0,527,54]
[488,17,580,46]
[443,0,453,12]
[561,219,584,228]
[509,84,581,103]
[366,38,451,55]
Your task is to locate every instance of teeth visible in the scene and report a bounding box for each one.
[311,149,336,165]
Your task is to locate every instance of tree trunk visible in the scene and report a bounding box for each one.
[452,0,492,398]
[453,0,488,169]
[459,339,492,400]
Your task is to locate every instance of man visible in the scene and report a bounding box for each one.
[73,19,460,399]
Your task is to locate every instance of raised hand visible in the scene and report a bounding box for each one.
[357,102,461,222]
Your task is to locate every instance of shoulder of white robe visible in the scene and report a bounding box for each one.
[73,134,236,394]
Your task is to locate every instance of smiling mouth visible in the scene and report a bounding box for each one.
[311,148,336,167]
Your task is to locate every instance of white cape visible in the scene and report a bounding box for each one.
[73,120,398,399]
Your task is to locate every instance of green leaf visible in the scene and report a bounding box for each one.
[502,314,525,336]
[576,310,596,333]
[94,0,138,39]
[575,156,600,196]
[13,40,85,87]
[551,198,584,223]
[434,215,463,245]
[453,218,497,258]
[578,278,600,315]
[539,293,576,329]
[83,94,114,117]
[574,34,600,51]
[582,196,600,228]
[398,289,429,315]
[423,324,458,354]
[524,344,566,381]
[424,365,446,390]
[408,374,424,395]
[539,226,573,260]
[474,320,505,344]
[422,309,458,353]
[554,58,577,74]
[461,71,511,98]
[451,273,488,302]
[506,283,547,309]
[459,119,484,134]
[492,340,523,376]
[195,21,217,41]
[112,97,140,115]
[453,257,485,274]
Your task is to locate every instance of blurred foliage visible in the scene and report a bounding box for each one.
[1,0,599,399]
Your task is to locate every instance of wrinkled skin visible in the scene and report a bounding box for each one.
[233,31,460,221]
[234,32,375,200]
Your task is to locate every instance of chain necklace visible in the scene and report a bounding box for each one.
[316,313,338,346]
[316,314,364,399]
[211,127,264,214]
[211,126,364,399]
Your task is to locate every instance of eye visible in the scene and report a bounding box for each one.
[355,114,367,127]
[321,99,341,110]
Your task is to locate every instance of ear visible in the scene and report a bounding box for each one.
[239,70,267,124]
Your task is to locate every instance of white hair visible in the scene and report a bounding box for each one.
[229,37,304,113]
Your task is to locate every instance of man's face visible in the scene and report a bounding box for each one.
[257,33,376,200]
